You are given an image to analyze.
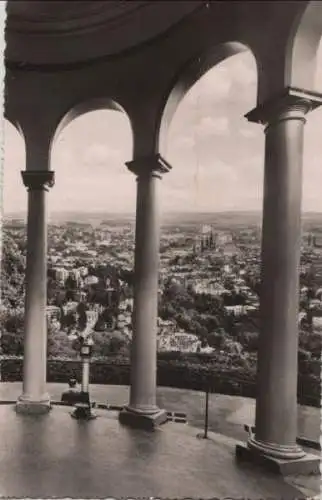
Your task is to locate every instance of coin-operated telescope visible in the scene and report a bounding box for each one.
[71,310,98,420]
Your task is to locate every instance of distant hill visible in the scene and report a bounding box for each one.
[160,211,262,227]
[3,210,322,229]
[48,211,135,226]
[3,211,136,226]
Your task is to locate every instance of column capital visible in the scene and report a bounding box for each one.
[126,154,172,179]
[21,170,55,191]
[246,87,322,127]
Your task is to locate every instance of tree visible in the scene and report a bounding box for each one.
[299,330,322,358]
[102,307,117,329]
[201,314,219,332]
[61,311,77,330]
[1,331,24,355]
[159,302,176,320]
[207,329,226,349]
[47,328,77,358]
[109,335,127,354]
[223,337,243,355]
[237,331,259,352]
[233,292,247,306]
[76,302,87,330]
[3,309,25,334]
[65,275,78,291]
[47,276,60,304]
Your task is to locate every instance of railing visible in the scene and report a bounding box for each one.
[197,375,321,451]
[0,356,320,408]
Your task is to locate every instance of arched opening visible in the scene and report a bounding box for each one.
[51,102,133,214]
[2,120,26,220]
[300,39,322,383]
[47,106,134,360]
[1,105,135,364]
[287,0,322,91]
[303,39,322,213]
[1,120,27,357]
[284,6,322,421]
[157,48,264,397]
[159,42,256,155]
[162,49,261,213]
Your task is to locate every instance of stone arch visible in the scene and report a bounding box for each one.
[53,97,133,150]
[3,119,27,216]
[287,0,322,92]
[50,98,134,213]
[3,116,23,137]
[158,41,259,155]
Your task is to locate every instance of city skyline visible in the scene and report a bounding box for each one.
[3,46,322,215]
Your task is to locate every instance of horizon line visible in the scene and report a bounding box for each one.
[4,209,322,216]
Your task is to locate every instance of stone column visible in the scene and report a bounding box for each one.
[16,170,54,415]
[119,154,171,430]
[236,88,322,474]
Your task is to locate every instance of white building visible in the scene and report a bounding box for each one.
[157,332,200,353]
[224,305,257,316]
[84,275,99,286]
[53,267,69,283]
[46,305,61,321]
[62,301,78,315]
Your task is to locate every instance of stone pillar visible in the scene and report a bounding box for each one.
[119,154,171,430]
[236,88,322,474]
[16,170,54,415]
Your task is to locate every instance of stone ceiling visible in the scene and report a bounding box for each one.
[5,0,201,66]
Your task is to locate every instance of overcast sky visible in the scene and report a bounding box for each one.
[3,44,322,215]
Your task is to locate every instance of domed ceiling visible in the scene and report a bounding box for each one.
[5,0,201,66]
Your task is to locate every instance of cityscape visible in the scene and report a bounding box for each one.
[1,211,321,400]
[2,2,322,498]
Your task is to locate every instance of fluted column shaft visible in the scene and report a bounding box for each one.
[246,88,322,459]
[16,170,54,414]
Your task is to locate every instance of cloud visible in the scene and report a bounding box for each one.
[194,116,230,137]
[239,127,258,138]
[4,49,322,214]
[184,51,256,107]
[314,42,322,90]
[49,172,136,213]
[83,143,122,166]
[230,54,257,87]
[185,66,232,106]
[174,135,196,149]
[170,115,230,157]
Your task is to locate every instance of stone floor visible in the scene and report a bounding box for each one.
[0,404,315,499]
[0,383,320,498]
[0,382,320,441]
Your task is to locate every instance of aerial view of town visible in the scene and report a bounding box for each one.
[1,210,320,406]
[3,2,322,498]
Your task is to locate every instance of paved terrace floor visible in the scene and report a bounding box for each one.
[0,383,320,499]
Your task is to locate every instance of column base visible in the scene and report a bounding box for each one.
[248,435,306,459]
[236,442,320,476]
[119,406,168,430]
[16,394,51,415]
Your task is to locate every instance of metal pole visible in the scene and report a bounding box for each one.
[71,341,96,420]
[204,383,209,439]
[82,358,90,394]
